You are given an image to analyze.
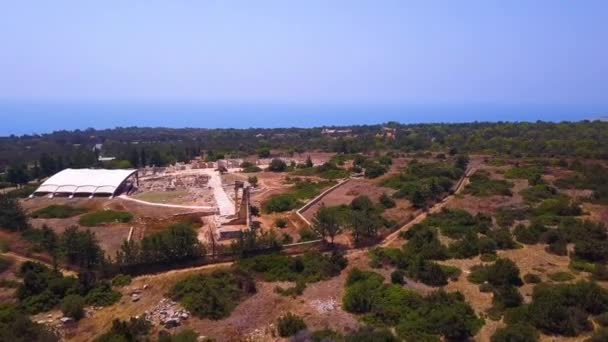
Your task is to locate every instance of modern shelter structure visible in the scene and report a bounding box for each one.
[32,168,138,198]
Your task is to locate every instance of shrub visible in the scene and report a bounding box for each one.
[547,272,575,282]
[311,329,343,342]
[546,240,568,256]
[379,193,396,209]
[158,329,199,342]
[491,323,539,342]
[480,253,498,262]
[527,281,608,336]
[263,181,333,213]
[595,312,608,327]
[237,252,347,285]
[523,273,542,284]
[513,223,547,245]
[111,274,132,287]
[169,268,256,320]
[487,228,519,250]
[61,294,85,320]
[343,269,483,340]
[78,210,133,226]
[471,258,523,287]
[364,162,388,179]
[593,264,608,281]
[521,184,561,204]
[85,282,121,306]
[274,280,306,298]
[492,285,523,311]
[0,256,12,273]
[268,159,288,172]
[0,194,29,231]
[345,328,398,342]
[277,312,307,337]
[587,328,608,342]
[274,218,288,228]
[464,172,513,197]
[30,205,87,219]
[0,304,59,341]
[391,269,405,285]
[95,317,151,342]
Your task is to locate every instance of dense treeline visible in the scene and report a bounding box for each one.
[2,121,608,186]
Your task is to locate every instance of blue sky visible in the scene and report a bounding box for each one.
[0,1,607,133]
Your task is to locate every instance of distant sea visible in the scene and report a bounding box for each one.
[0,102,605,136]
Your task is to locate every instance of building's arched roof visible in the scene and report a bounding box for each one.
[34,168,137,195]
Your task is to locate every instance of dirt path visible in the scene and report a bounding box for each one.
[381,166,475,248]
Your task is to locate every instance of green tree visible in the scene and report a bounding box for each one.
[268,158,287,172]
[0,194,29,231]
[312,205,343,244]
[305,155,314,168]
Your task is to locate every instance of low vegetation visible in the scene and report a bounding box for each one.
[277,312,307,337]
[237,251,347,286]
[30,204,88,219]
[263,180,334,213]
[168,268,256,320]
[343,268,483,340]
[78,210,133,226]
[0,194,29,231]
[464,171,513,197]
[16,261,119,314]
[506,281,608,337]
[382,157,467,208]
[292,161,350,180]
[95,317,151,342]
[0,304,59,341]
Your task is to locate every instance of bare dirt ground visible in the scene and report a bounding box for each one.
[20,197,202,260]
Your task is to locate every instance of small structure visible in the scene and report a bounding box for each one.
[217,182,253,240]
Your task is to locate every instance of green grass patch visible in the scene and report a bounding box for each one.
[133,191,187,204]
[30,205,88,219]
[78,210,133,226]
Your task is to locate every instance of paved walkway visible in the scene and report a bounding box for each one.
[201,169,235,217]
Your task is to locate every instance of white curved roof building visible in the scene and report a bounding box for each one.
[34,168,138,197]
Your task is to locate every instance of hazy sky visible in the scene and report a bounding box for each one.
[1,0,607,106]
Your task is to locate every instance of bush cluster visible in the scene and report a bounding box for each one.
[464,171,513,197]
[277,312,307,337]
[343,268,483,341]
[169,268,256,320]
